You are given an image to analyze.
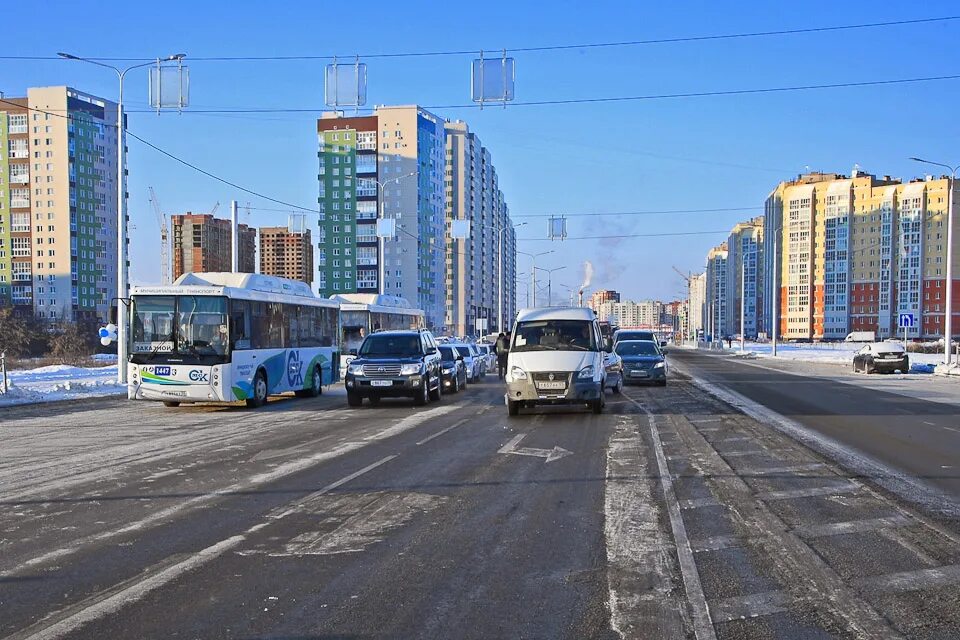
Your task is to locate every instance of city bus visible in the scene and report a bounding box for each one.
[331,293,425,377]
[127,272,340,408]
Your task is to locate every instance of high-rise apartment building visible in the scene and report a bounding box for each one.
[705,243,728,339]
[171,213,256,280]
[688,272,706,339]
[762,170,958,340]
[725,217,764,338]
[317,106,447,328]
[0,87,119,323]
[596,299,665,329]
[444,121,515,335]
[587,289,620,313]
[259,226,313,284]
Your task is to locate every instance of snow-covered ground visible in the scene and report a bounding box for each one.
[0,362,125,407]
[691,341,944,373]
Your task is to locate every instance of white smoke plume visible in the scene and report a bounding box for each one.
[580,260,594,293]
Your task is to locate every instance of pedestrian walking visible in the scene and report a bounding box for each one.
[495,332,510,379]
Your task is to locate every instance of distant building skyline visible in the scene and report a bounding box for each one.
[171,213,256,280]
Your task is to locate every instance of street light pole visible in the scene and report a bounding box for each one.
[518,250,553,308]
[497,222,526,332]
[376,171,417,296]
[58,52,185,385]
[910,158,959,365]
[533,265,566,307]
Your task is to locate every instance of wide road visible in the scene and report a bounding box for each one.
[2,362,960,639]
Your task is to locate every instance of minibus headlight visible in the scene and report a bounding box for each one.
[510,366,527,380]
[578,365,595,379]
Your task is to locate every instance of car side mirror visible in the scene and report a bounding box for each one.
[660,340,668,347]
[604,345,612,353]
[457,355,464,361]
[349,349,358,356]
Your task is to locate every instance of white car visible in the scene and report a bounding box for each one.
[450,343,483,383]
[477,344,497,373]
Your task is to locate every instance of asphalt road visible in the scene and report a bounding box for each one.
[2,360,960,639]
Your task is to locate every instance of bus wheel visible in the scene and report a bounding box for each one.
[246,370,268,408]
[296,366,322,398]
[163,401,180,408]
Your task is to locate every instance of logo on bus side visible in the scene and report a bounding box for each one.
[287,350,304,387]
[189,369,209,382]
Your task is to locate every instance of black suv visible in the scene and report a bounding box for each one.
[344,329,443,407]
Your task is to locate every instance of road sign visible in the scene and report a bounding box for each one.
[898,313,916,328]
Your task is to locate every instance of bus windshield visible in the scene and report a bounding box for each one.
[131,295,229,359]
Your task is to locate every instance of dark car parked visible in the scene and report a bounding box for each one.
[616,339,667,386]
[344,329,443,406]
[853,342,909,374]
[439,345,468,393]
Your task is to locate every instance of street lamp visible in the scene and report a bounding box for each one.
[910,157,958,365]
[375,171,417,296]
[533,265,566,306]
[58,51,186,385]
[518,250,554,307]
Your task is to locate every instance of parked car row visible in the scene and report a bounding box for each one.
[344,329,497,407]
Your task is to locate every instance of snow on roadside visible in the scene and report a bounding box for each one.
[703,341,944,373]
[0,364,125,407]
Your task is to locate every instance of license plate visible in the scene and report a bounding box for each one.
[370,380,392,387]
[630,371,649,378]
[536,381,566,390]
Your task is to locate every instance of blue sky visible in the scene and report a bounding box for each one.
[7,0,960,302]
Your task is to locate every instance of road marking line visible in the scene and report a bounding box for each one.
[691,535,742,553]
[680,497,723,510]
[9,457,396,640]
[415,418,469,445]
[792,515,913,539]
[709,590,790,624]
[719,450,769,457]
[2,405,456,578]
[267,456,397,520]
[755,482,860,501]
[713,436,753,444]
[623,393,717,640]
[498,434,572,463]
[672,361,960,519]
[740,463,827,476]
[853,564,960,594]
[923,421,936,426]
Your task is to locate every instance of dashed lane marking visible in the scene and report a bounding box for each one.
[7,456,397,640]
[416,418,470,446]
[625,393,718,640]
[754,482,861,501]
[690,535,742,553]
[853,564,960,595]
[708,590,791,624]
[792,515,913,539]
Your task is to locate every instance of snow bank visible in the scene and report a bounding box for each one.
[713,341,944,372]
[0,364,125,407]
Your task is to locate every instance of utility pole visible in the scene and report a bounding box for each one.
[231,200,239,272]
[910,158,958,365]
[59,51,186,385]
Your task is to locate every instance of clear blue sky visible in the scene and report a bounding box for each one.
[6,0,960,302]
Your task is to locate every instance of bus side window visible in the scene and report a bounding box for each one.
[316,306,335,347]
[231,300,252,350]
[299,306,319,348]
[287,303,301,349]
[251,302,269,350]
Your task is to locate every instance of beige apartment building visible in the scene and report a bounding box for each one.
[763,170,958,340]
[260,226,313,284]
[0,87,119,323]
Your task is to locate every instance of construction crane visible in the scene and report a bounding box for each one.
[210,201,220,216]
[148,187,171,285]
[672,266,692,284]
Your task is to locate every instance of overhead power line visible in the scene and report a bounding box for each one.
[513,207,761,218]
[110,72,960,114]
[2,16,957,61]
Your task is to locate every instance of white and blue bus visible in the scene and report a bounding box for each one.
[128,272,340,408]
[330,294,425,378]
